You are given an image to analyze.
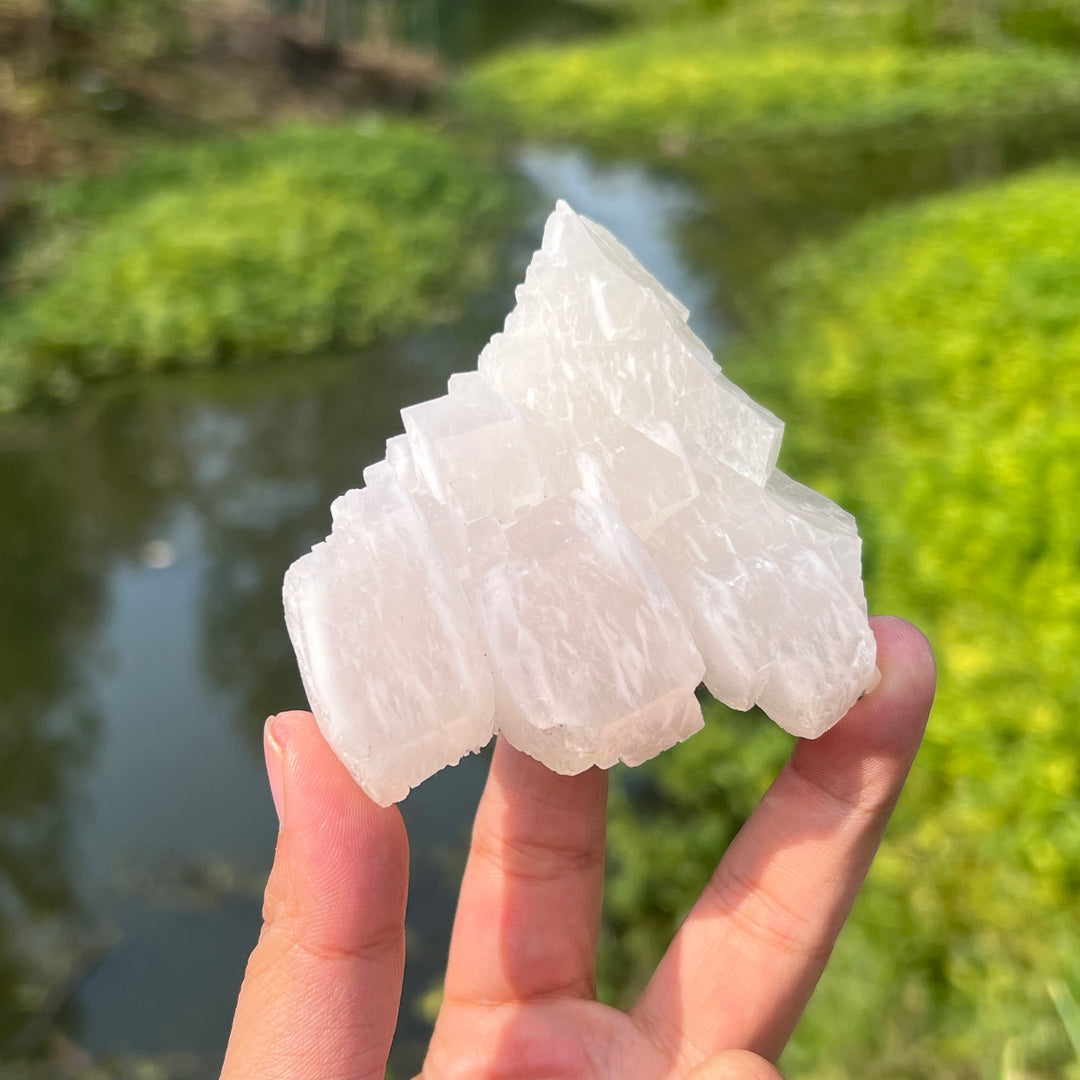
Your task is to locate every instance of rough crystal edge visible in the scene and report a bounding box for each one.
[328,711,494,807]
[549,198,692,325]
[283,548,498,805]
[498,686,704,775]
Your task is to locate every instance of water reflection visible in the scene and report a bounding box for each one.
[0,340,490,1073]
[0,439,112,1053]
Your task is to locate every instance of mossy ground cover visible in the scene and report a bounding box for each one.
[0,119,514,411]
[458,11,1080,154]
[603,165,1080,1078]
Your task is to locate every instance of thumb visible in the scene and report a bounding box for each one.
[221,711,409,1080]
[684,1049,785,1080]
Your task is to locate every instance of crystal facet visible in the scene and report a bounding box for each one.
[282,200,878,805]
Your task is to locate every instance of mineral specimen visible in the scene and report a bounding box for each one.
[283,200,878,806]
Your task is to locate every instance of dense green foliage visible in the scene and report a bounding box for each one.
[0,120,513,411]
[457,13,1080,154]
[604,166,1080,1077]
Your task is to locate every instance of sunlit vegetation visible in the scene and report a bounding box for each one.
[457,7,1080,155]
[0,119,513,410]
[604,165,1080,1078]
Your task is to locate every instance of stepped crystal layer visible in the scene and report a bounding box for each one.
[283,201,878,806]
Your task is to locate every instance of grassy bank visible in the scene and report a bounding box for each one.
[458,19,1080,155]
[604,165,1080,1077]
[0,119,514,411]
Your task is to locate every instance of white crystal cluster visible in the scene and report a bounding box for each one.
[284,201,878,806]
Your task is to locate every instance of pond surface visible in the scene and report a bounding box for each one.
[0,152,709,1078]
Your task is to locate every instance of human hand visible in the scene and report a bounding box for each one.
[221,615,935,1080]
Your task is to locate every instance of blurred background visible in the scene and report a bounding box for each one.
[1,0,1078,1076]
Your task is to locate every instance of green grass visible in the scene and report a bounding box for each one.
[602,165,1080,1078]
[0,119,514,411]
[457,16,1080,155]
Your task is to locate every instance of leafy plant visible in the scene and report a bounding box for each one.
[0,119,514,410]
[457,15,1080,155]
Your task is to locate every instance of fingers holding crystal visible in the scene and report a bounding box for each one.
[440,738,609,1007]
[282,201,879,804]
[631,617,935,1069]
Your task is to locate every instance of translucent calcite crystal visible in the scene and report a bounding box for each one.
[282,479,495,806]
[283,200,878,805]
[469,492,705,774]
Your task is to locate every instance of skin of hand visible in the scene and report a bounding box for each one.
[221,615,935,1080]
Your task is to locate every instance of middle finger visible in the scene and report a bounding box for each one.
[442,737,609,1005]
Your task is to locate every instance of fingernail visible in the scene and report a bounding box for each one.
[264,715,286,825]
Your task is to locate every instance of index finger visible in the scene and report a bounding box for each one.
[221,712,409,1080]
[631,616,935,1069]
